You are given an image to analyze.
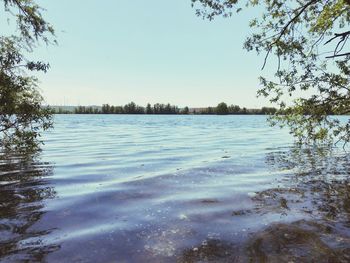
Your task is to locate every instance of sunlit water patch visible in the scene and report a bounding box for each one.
[1,115,350,262]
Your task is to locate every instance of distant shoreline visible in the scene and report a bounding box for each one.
[50,102,277,115]
[52,113,274,116]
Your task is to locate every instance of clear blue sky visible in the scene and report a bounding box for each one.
[32,0,273,107]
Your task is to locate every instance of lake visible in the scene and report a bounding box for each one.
[1,115,350,262]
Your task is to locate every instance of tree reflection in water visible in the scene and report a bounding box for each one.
[264,145,350,222]
[180,145,350,262]
[0,150,59,262]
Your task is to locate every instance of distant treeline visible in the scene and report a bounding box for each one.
[52,102,277,115]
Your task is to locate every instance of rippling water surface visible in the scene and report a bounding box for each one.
[1,115,350,262]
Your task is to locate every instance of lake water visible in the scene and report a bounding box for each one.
[1,115,350,262]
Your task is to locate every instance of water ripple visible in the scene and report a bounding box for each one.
[2,115,350,262]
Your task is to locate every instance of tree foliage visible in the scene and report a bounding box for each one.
[191,0,350,145]
[216,102,229,115]
[66,102,275,115]
[0,0,54,151]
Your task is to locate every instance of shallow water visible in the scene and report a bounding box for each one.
[1,115,350,262]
